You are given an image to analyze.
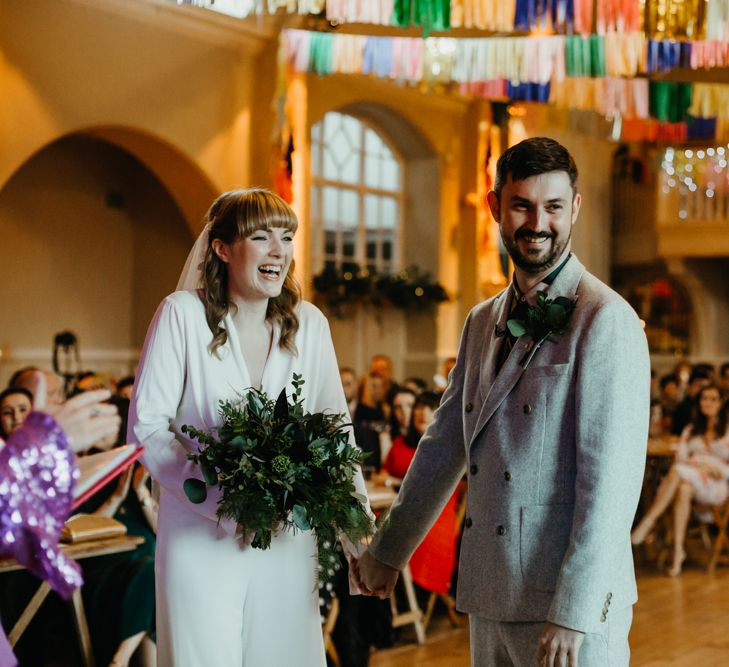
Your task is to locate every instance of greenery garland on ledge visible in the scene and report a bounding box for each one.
[312,264,449,318]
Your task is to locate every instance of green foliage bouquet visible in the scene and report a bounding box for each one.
[181,374,373,586]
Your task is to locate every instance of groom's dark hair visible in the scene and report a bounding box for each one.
[493,137,578,201]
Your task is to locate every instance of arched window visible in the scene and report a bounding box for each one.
[310,111,403,274]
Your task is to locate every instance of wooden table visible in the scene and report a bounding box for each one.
[647,436,679,458]
[0,535,144,667]
[365,481,426,644]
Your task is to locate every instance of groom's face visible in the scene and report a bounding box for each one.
[488,171,581,275]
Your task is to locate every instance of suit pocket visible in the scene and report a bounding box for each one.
[520,503,574,592]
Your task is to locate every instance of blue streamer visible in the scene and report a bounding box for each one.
[507,81,551,102]
[514,0,534,31]
[363,38,378,75]
[687,116,717,141]
[374,38,393,78]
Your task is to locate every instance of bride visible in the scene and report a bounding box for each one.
[128,189,369,666]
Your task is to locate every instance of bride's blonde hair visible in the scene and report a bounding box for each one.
[201,189,301,356]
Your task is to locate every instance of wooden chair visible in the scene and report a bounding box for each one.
[390,564,427,644]
[706,500,729,574]
[656,498,729,573]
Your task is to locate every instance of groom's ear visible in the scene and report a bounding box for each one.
[211,239,230,263]
[486,190,501,223]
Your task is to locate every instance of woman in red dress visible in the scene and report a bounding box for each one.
[380,392,459,595]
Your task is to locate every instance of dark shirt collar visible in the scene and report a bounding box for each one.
[512,252,573,302]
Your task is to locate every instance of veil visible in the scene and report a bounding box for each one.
[176,223,211,291]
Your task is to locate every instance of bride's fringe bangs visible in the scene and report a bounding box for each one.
[201,189,301,357]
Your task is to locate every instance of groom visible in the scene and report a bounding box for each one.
[355,137,650,666]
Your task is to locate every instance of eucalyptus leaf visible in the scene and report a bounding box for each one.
[200,460,218,486]
[292,504,311,530]
[507,319,527,337]
[247,391,264,414]
[183,478,208,504]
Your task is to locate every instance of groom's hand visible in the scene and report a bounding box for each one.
[354,550,399,599]
[537,622,585,667]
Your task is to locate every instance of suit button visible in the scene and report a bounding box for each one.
[497,525,506,535]
[470,464,478,475]
[523,404,532,414]
[465,403,473,413]
[465,517,473,528]
[504,471,512,481]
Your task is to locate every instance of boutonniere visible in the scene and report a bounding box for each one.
[507,290,577,369]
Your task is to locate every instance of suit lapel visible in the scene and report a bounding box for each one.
[469,255,586,448]
[478,288,512,398]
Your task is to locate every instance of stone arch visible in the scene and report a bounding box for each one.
[3,125,219,236]
[0,128,214,384]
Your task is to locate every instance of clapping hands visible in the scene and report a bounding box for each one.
[30,372,121,452]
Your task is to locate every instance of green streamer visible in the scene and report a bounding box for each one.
[309,32,333,75]
[393,0,450,34]
[590,34,605,78]
[650,82,693,122]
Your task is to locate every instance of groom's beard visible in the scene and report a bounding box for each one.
[501,217,572,274]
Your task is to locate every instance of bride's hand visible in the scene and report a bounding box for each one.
[30,372,121,453]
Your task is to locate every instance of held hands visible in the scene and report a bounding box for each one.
[537,622,586,667]
[352,549,400,599]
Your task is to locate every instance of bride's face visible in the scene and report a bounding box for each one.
[214,227,294,303]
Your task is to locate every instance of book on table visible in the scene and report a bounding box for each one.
[73,445,144,509]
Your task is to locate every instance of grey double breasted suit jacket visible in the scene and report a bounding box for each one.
[369,255,650,633]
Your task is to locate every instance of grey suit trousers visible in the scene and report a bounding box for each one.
[469,607,632,667]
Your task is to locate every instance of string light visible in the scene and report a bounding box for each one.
[660,142,729,222]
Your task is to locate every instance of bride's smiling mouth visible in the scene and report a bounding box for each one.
[258,264,283,279]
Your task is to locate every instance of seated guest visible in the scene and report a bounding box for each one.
[672,367,712,435]
[658,374,681,434]
[340,367,382,469]
[360,355,399,415]
[340,367,381,425]
[401,376,427,396]
[0,387,33,439]
[632,384,729,576]
[73,371,111,394]
[116,376,135,400]
[694,362,716,381]
[720,362,729,398]
[380,392,459,596]
[377,388,416,464]
[10,367,63,406]
[369,354,398,402]
[673,359,693,400]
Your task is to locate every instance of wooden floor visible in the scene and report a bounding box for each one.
[369,565,729,666]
